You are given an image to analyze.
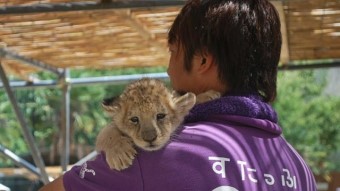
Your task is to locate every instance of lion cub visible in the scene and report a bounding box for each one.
[96,78,220,171]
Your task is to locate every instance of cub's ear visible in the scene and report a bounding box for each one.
[170,90,180,98]
[102,96,116,106]
[102,96,120,113]
[172,92,196,116]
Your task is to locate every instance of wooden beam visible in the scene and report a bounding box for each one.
[272,1,290,64]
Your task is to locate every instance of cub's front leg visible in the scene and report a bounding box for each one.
[95,124,137,171]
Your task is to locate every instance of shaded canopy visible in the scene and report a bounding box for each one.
[0,0,339,79]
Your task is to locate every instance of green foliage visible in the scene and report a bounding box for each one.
[274,70,340,175]
[0,88,60,167]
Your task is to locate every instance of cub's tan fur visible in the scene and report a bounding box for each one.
[96,78,220,171]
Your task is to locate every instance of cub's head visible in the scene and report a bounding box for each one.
[103,78,196,151]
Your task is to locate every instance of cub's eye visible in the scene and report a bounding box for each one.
[156,113,166,120]
[130,116,139,124]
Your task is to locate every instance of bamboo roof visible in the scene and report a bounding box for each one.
[0,0,339,79]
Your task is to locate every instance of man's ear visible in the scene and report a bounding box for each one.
[197,53,214,74]
[102,96,120,114]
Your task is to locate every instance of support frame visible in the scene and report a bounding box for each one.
[0,62,50,184]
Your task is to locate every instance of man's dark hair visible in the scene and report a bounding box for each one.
[168,0,282,102]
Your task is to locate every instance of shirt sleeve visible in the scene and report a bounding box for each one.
[63,152,143,191]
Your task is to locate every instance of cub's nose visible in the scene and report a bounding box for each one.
[142,130,157,142]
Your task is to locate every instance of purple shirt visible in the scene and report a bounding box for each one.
[63,94,317,191]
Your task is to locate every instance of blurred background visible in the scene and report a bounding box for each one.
[0,0,339,190]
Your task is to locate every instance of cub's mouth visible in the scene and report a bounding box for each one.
[145,144,159,150]
[135,136,169,151]
[143,142,162,151]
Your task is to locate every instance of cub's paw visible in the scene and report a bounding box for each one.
[196,90,221,104]
[105,137,137,171]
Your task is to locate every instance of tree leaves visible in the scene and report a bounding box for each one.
[274,69,340,175]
